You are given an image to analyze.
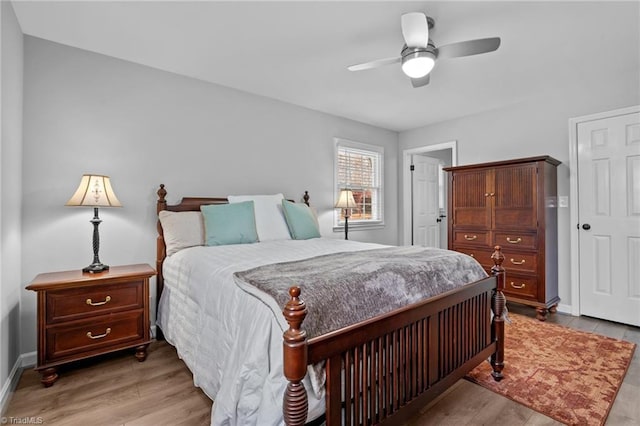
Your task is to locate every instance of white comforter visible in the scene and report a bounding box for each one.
[157,238,385,426]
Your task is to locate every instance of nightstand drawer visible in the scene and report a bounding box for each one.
[46,281,144,323]
[46,311,144,361]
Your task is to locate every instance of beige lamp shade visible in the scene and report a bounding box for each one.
[335,189,357,209]
[66,174,122,207]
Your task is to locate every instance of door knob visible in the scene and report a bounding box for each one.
[582,224,591,230]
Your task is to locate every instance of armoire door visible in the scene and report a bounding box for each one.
[492,163,538,231]
[449,168,492,230]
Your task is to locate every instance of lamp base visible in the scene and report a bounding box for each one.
[83,263,110,274]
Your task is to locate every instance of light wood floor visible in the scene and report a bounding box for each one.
[4,305,639,425]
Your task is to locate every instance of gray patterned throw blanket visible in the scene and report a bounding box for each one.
[233,246,488,339]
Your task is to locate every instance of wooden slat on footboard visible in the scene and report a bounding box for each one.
[306,278,496,426]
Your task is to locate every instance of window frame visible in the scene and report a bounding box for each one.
[333,138,385,231]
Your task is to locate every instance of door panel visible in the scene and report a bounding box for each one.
[578,111,640,326]
[412,155,441,247]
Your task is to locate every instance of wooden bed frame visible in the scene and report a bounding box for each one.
[155,184,506,426]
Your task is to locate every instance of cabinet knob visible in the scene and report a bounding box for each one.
[582,224,591,230]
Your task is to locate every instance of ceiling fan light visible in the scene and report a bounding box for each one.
[401,51,435,79]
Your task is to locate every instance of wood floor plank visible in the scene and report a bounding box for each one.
[468,396,536,425]
[524,412,565,426]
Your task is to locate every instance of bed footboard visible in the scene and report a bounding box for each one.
[282,246,506,426]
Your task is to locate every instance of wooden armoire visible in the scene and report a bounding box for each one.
[444,156,560,320]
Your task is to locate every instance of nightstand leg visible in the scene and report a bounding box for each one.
[536,307,549,321]
[135,344,149,362]
[40,367,59,387]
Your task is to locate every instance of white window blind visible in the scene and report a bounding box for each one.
[335,140,384,225]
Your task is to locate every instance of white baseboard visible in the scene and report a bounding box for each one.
[21,352,36,369]
[556,303,573,315]
[0,351,35,416]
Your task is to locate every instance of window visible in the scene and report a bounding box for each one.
[334,138,384,228]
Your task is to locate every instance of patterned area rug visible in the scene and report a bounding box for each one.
[465,313,636,425]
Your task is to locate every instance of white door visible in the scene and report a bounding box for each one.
[412,155,441,247]
[578,110,640,326]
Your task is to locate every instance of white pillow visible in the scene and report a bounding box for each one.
[227,194,292,241]
[158,210,205,256]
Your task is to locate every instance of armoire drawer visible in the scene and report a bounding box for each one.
[493,232,537,250]
[452,230,491,247]
[453,246,495,270]
[503,275,538,300]
[503,251,537,274]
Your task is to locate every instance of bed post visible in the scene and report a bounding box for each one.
[490,245,506,381]
[282,286,309,426]
[156,184,168,340]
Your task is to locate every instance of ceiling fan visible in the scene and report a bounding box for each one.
[348,12,501,88]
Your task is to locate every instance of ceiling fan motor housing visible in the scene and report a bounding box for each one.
[401,40,436,59]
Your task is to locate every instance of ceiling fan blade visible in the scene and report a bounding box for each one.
[347,56,401,72]
[401,12,428,48]
[411,74,430,88]
[435,37,501,59]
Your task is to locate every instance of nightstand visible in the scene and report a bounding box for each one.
[26,264,156,387]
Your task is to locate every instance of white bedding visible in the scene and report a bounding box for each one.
[157,238,385,426]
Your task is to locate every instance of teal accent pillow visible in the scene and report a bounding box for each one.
[281,199,321,240]
[201,201,259,245]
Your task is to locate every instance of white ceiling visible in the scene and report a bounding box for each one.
[11,1,640,132]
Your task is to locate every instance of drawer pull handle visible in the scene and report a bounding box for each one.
[464,235,478,241]
[86,296,111,306]
[510,282,526,289]
[506,237,522,244]
[86,328,111,340]
[484,193,490,197]
[510,258,526,265]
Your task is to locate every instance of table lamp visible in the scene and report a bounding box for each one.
[335,189,357,240]
[66,174,122,273]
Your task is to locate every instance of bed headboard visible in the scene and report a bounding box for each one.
[155,184,310,320]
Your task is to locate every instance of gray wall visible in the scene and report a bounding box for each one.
[20,37,399,354]
[1,0,24,394]
[399,83,640,311]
